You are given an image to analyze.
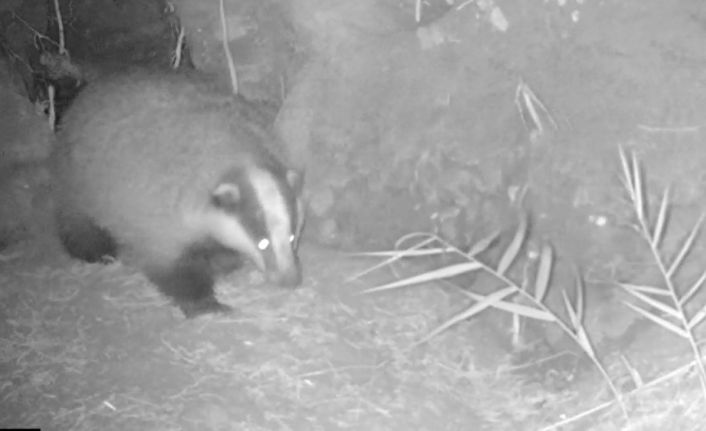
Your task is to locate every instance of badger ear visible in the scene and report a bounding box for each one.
[212,182,241,208]
[286,169,304,194]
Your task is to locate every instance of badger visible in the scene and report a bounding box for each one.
[51,71,305,318]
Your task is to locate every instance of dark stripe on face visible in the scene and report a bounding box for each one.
[213,166,302,285]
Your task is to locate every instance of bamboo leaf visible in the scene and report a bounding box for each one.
[497,217,527,276]
[622,286,679,318]
[680,269,706,306]
[574,271,585,324]
[533,244,553,303]
[651,187,670,248]
[620,283,670,297]
[688,306,706,330]
[574,326,596,358]
[394,232,442,252]
[363,261,483,293]
[623,302,688,338]
[346,236,439,281]
[631,152,645,223]
[493,301,555,321]
[620,355,643,388]
[350,247,447,258]
[467,230,500,257]
[619,146,634,195]
[562,289,581,329]
[667,214,704,278]
[349,235,440,258]
[460,290,555,321]
[416,287,516,345]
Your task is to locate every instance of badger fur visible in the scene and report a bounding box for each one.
[51,71,304,317]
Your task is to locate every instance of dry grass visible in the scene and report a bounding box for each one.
[618,147,706,396]
[3,150,706,430]
[352,148,706,429]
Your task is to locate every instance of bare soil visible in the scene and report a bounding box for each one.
[0,227,705,430]
[3,1,706,430]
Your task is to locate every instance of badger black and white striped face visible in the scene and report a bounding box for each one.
[209,166,304,287]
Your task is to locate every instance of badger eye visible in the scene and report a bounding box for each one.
[257,238,270,251]
[289,234,295,243]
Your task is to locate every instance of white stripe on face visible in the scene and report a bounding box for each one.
[207,211,264,270]
[248,168,300,286]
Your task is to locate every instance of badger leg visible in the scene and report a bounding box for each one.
[144,248,233,318]
[193,241,244,276]
[208,250,243,275]
[184,239,243,277]
[55,209,118,263]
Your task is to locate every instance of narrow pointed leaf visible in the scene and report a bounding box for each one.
[623,302,688,338]
[680,269,706,306]
[619,147,634,195]
[533,244,553,303]
[497,217,527,276]
[620,283,670,297]
[667,214,704,278]
[622,286,679,318]
[651,187,670,248]
[349,235,440,258]
[574,271,585,324]
[688,306,706,330]
[467,230,500,257]
[460,290,555,321]
[562,289,581,328]
[575,326,596,358]
[346,237,438,281]
[350,247,448,258]
[416,287,516,345]
[620,355,643,388]
[363,261,483,294]
[394,232,441,251]
[631,152,645,223]
[491,301,555,321]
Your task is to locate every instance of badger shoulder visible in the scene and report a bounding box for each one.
[52,70,300,253]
